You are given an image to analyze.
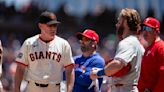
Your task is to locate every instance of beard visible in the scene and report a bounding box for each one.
[116,25,124,40]
[81,45,90,52]
[80,43,93,52]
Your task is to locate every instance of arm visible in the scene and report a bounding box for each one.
[91,40,135,77]
[76,58,105,86]
[90,59,126,79]
[14,63,26,92]
[104,59,126,76]
[65,64,75,92]
[75,69,92,86]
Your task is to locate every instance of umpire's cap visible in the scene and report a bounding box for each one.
[141,17,160,33]
[38,11,60,24]
[76,29,99,43]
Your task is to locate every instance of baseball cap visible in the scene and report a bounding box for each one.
[38,11,60,25]
[76,29,99,43]
[141,17,160,33]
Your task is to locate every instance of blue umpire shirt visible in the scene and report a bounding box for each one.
[72,53,105,92]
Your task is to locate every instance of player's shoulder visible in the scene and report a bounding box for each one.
[92,53,103,59]
[156,40,164,47]
[119,35,139,47]
[55,36,69,43]
[90,53,105,67]
[24,35,39,44]
[87,53,105,65]
[155,40,164,51]
[73,53,104,61]
[73,55,82,60]
[122,35,137,43]
[55,36,67,41]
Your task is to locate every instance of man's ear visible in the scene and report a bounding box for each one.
[92,44,95,47]
[92,41,97,47]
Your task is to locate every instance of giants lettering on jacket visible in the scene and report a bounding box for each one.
[29,51,61,62]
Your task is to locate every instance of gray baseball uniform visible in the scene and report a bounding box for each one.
[111,35,144,92]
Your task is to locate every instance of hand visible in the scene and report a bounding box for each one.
[90,68,101,80]
[90,73,99,80]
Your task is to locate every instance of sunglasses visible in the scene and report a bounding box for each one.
[142,26,155,32]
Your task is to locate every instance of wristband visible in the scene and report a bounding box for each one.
[97,69,105,76]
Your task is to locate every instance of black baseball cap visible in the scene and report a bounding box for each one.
[38,11,60,25]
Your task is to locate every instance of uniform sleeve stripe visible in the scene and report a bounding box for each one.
[16,61,28,66]
[64,63,75,68]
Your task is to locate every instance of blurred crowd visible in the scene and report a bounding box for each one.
[0,0,164,92]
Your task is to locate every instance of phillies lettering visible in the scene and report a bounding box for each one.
[29,51,61,62]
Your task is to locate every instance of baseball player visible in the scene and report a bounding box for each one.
[90,8,145,92]
[14,11,75,92]
[72,29,105,92]
[138,17,164,92]
[0,40,3,92]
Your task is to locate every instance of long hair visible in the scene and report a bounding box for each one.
[119,8,141,32]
